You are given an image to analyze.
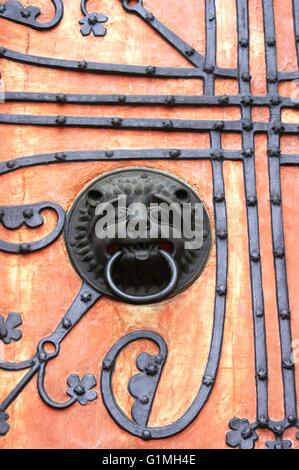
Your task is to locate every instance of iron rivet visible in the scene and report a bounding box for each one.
[139,395,149,404]
[267,74,277,83]
[241,73,252,82]
[163,120,173,129]
[255,308,264,318]
[280,308,290,320]
[257,416,268,427]
[105,150,114,158]
[81,292,92,303]
[203,65,215,74]
[56,94,67,103]
[282,359,294,369]
[239,38,249,48]
[54,152,67,161]
[145,363,158,376]
[216,284,227,296]
[39,352,47,363]
[62,317,72,329]
[218,95,229,105]
[146,65,156,75]
[78,60,88,69]
[102,359,113,371]
[142,430,152,441]
[56,116,67,126]
[165,96,176,105]
[213,121,225,131]
[203,375,214,386]
[0,5,6,14]
[241,95,253,106]
[247,196,257,207]
[274,424,283,435]
[0,47,6,57]
[270,195,281,206]
[274,248,285,259]
[19,244,31,253]
[272,123,285,134]
[268,148,281,158]
[241,427,253,439]
[270,95,281,106]
[88,14,98,26]
[267,38,276,47]
[185,47,195,57]
[118,95,126,103]
[111,117,122,127]
[145,12,155,22]
[214,193,224,203]
[242,148,253,158]
[6,161,15,169]
[287,415,296,424]
[21,10,31,18]
[257,369,267,380]
[217,229,227,239]
[23,208,34,219]
[251,251,260,262]
[169,149,181,159]
[74,384,85,396]
[242,119,253,131]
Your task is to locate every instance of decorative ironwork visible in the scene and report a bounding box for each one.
[0,0,63,30]
[79,0,108,37]
[65,168,211,303]
[1,0,299,448]
[0,284,101,435]
[0,201,66,253]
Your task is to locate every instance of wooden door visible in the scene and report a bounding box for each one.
[0,0,299,450]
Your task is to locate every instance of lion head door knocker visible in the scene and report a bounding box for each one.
[65,168,211,305]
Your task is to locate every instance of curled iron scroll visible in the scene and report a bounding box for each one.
[0,1,63,30]
[0,201,66,253]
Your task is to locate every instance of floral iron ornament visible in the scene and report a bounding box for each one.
[80,0,108,37]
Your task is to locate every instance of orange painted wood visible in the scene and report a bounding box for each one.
[0,0,298,449]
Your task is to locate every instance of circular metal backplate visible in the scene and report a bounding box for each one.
[65,167,211,303]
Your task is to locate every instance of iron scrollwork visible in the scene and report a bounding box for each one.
[0,201,66,253]
[0,0,63,30]
[1,0,299,449]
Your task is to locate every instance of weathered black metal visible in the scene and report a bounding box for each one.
[79,0,108,37]
[0,0,63,30]
[1,0,299,448]
[100,138,228,439]
[65,167,211,303]
[225,0,299,450]
[0,201,65,253]
[0,283,101,435]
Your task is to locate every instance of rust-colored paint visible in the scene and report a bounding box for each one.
[0,0,298,449]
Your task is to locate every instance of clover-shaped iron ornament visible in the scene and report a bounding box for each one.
[80,9,108,37]
[226,417,258,449]
[0,312,22,344]
[66,373,98,405]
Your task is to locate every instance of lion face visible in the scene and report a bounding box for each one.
[65,168,211,302]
